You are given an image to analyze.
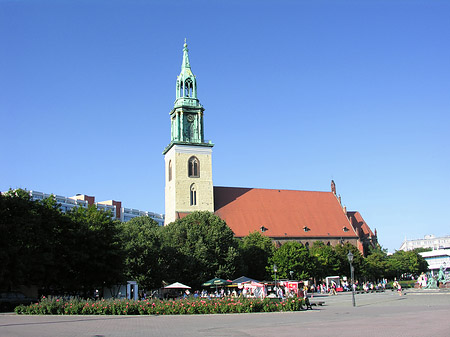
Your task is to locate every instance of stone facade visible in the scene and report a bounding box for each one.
[164,145,214,224]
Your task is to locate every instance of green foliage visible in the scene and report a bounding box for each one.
[334,243,364,277]
[15,296,306,315]
[64,205,124,292]
[120,216,162,290]
[413,247,432,253]
[362,245,388,280]
[0,189,124,294]
[2,189,431,294]
[385,250,428,279]
[239,231,275,281]
[0,189,74,291]
[386,279,416,289]
[309,241,340,279]
[268,241,315,280]
[161,212,242,288]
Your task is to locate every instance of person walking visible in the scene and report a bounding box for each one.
[393,279,402,296]
[330,281,337,295]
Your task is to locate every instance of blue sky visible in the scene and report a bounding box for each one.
[1,0,449,252]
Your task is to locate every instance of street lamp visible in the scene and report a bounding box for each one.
[290,270,294,280]
[273,264,278,295]
[347,251,356,307]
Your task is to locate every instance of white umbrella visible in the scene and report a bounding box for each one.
[164,282,191,289]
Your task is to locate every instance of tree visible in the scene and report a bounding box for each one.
[0,189,42,289]
[160,211,242,288]
[239,231,275,281]
[334,243,364,279]
[65,205,124,294]
[268,241,316,280]
[386,250,428,279]
[0,189,73,292]
[362,245,388,281]
[309,241,340,280]
[413,247,432,253]
[120,216,162,290]
[1,189,124,295]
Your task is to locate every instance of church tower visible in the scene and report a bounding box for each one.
[163,41,214,225]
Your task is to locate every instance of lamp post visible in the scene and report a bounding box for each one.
[290,270,294,280]
[273,264,278,295]
[347,251,356,307]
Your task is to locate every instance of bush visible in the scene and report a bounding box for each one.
[15,296,306,315]
[386,280,416,290]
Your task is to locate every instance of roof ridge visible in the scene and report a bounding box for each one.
[214,186,333,193]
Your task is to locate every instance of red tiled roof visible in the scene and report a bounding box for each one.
[347,211,374,239]
[213,186,358,239]
[176,212,191,219]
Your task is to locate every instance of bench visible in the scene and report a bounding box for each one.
[355,289,385,294]
[306,300,325,309]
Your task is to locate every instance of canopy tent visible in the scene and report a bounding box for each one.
[279,280,300,295]
[202,278,232,287]
[232,276,261,285]
[164,282,191,289]
[242,281,267,298]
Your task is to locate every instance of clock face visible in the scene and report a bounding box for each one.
[187,115,194,122]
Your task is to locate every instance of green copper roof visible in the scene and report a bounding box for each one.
[175,39,200,107]
[181,39,191,72]
[163,40,213,155]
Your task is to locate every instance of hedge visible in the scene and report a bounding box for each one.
[15,296,307,315]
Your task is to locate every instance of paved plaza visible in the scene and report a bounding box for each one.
[1,290,449,337]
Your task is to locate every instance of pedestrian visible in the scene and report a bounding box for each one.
[422,273,428,288]
[393,279,402,296]
[396,281,402,296]
[330,281,337,295]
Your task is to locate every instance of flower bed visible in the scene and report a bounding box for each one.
[15,296,306,315]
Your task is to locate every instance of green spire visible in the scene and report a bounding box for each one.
[163,39,214,156]
[182,38,191,70]
[175,39,199,105]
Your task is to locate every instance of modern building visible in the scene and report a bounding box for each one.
[26,190,164,226]
[419,249,450,276]
[399,235,450,251]
[163,42,377,256]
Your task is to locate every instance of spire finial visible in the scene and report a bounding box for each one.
[181,39,190,69]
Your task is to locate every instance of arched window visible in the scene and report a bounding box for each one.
[190,184,197,206]
[188,156,199,177]
[184,78,193,97]
[168,160,172,181]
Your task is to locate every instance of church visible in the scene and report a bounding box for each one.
[163,42,377,256]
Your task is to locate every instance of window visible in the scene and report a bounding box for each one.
[184,79,193,97]
[168,160,172,181]
[188,156,199,177]
[190,184,197,206]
